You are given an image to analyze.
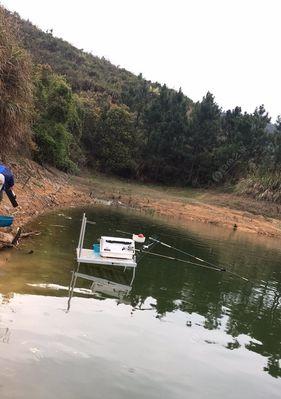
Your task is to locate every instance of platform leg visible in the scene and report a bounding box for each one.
[67,262,80,312]
[130,267,136,286]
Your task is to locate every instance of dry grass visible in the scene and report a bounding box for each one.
[0,6,33,152]
[236,172,281,204]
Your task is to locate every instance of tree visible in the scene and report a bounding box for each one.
[141,86,191,183]
[33,65,82,172]
[93,104,138,177]
[187,92,221,185]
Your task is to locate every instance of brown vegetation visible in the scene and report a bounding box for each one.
[0,6,33,152]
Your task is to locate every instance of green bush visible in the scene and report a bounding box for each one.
[92,104,138,178]
[32,65,82,172]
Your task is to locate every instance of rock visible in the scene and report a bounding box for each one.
[0,231,14,244]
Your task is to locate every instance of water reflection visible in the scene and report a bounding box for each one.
[0,206,281,390]
[67,264,135,311]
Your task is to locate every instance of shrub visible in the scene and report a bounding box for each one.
[32,65,82,172]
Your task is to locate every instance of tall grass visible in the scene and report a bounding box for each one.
[236,172,281,203]
[0,6,33,152]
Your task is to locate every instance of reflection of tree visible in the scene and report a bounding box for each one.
[264,355,281,378]
[2,207,281,379]
[129,238,281,379]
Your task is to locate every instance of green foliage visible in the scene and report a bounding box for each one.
[34,120,76,171]
[78,92,104,164]
[33,65,82,172]
[186,92,221,185]
[140,85,190,183]
[86,103,138,177]
[271,116,281,168]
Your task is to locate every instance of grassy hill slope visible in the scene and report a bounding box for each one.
[12,11,159,103]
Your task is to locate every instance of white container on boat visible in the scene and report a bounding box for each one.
[100,236,135,259]
[132,234,145,243]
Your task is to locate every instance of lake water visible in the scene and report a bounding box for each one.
[0,206,280,398]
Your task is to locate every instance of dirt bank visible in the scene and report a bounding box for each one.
[1,158,281,241]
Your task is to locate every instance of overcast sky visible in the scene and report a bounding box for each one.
[2,0,280,120]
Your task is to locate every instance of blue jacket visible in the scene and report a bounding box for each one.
[0,164,15,191]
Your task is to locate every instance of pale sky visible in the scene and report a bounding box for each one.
[2,0,280,120]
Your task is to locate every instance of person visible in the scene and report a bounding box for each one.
[0,163,18,207]
[0,173,4,202]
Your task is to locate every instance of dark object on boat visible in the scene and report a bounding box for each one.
[0,215,14,227]
[5,188,18,207]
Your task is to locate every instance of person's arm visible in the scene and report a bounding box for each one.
[0,174,5,202]
[0,173,4,190]
[5,187,18,207]
[0,170,18,207]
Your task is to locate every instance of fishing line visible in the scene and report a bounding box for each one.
[136,249,249,281]
[149,237,221,269]
[116,229,132,235]
[136,249,225,272]
[119,230,227,271]
[116,230,248,281]
[137,236,160,264]
[148,237,249,281]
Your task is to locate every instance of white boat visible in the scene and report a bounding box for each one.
[68,213,143,310]
[76,213,138,269]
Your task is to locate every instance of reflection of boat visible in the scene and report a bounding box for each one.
[68,213,145,310]
[67,264,135,311]
[78,273,132,298]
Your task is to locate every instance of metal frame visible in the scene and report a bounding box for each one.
[76,213,137,268]
[67,213,137,311]
[77,213,87,258]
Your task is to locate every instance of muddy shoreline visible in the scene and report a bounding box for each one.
[1,158,281,244]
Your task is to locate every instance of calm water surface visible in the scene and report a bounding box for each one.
[0,206,280,398]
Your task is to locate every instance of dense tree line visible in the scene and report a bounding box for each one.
[1,6,281,199]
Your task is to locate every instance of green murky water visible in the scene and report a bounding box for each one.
[0,206,280,398]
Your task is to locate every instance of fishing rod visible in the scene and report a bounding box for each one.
[136,248,225,272]
[136,249,249,281]
[137,236,160,263]
[147,237,248,281]
[116,230,248,281]
[149,237,220,269]
[149,237,249,281]
[118,229,224,269]
[116,229,135,235]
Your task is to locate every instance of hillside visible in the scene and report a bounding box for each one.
[11,11,164,108]
[1,6,281,200]
[17,17,138,94]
